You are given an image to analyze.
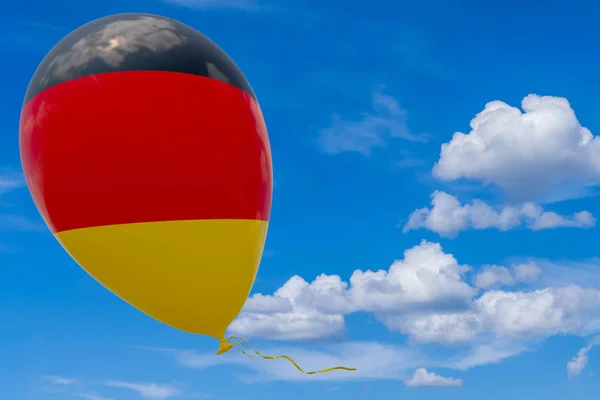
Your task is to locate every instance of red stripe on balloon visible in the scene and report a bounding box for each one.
[20,71,272,234]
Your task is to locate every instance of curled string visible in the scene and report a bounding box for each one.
[221,336,357,375]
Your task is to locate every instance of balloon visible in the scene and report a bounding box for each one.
[19,13,272,353]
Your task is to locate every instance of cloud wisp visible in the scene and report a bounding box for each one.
[103,381,181,399]
[42,375,78,385]
[403,191,595,238]
[567,336,600,378]
[318,88,430,156]
[77,394,116,400]
[0,171,25,193]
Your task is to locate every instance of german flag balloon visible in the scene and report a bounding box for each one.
[19,13,272,353]
[20,13,356,375]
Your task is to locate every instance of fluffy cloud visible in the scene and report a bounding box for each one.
[404,368,462,388]
[151,277,600,383]
[347,241,475,313]
[403,191,595,238]
[385,285,600,346]
[318,89,429,156]
[229,241,476,340]
[432,94,600,201]
[230,241,600,351]
[231,241,600,348]
[103,382,180,399]
[476,287,600,338]
[229,275,350,340]
[384,312,481,345]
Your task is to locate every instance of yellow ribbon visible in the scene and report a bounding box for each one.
[217,336,357,375]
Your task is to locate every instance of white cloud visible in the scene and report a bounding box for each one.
[347,241,476,313]
[404,368,462,388]
[318,88,429,156]
[42,375,77,385]
[473,266,515,289]
[229,275,351,340]
[230,241,600,347]
[387,285,600,345]
[384,312,481,345]
[512,263,542,283]
[476,286,600,338]
[473,263,541,289]
[432,94,600,201]
[103,381,180,399]
[242,293,293,314]
[131,242,599,384]
[229,309,345,341]
[567,336,600,378]
[567,344,593,378]
[403,191,595,238]
[229,241,476,340]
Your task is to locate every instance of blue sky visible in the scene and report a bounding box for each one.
[2,0,600,399]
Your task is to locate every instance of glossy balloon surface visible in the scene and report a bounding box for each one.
[20,13,272,340]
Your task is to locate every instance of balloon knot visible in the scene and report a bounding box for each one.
[216,338,234,355]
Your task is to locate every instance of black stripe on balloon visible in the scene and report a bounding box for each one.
[23,13,256,105]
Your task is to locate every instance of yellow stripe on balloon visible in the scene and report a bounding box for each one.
[56,219,268,339]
